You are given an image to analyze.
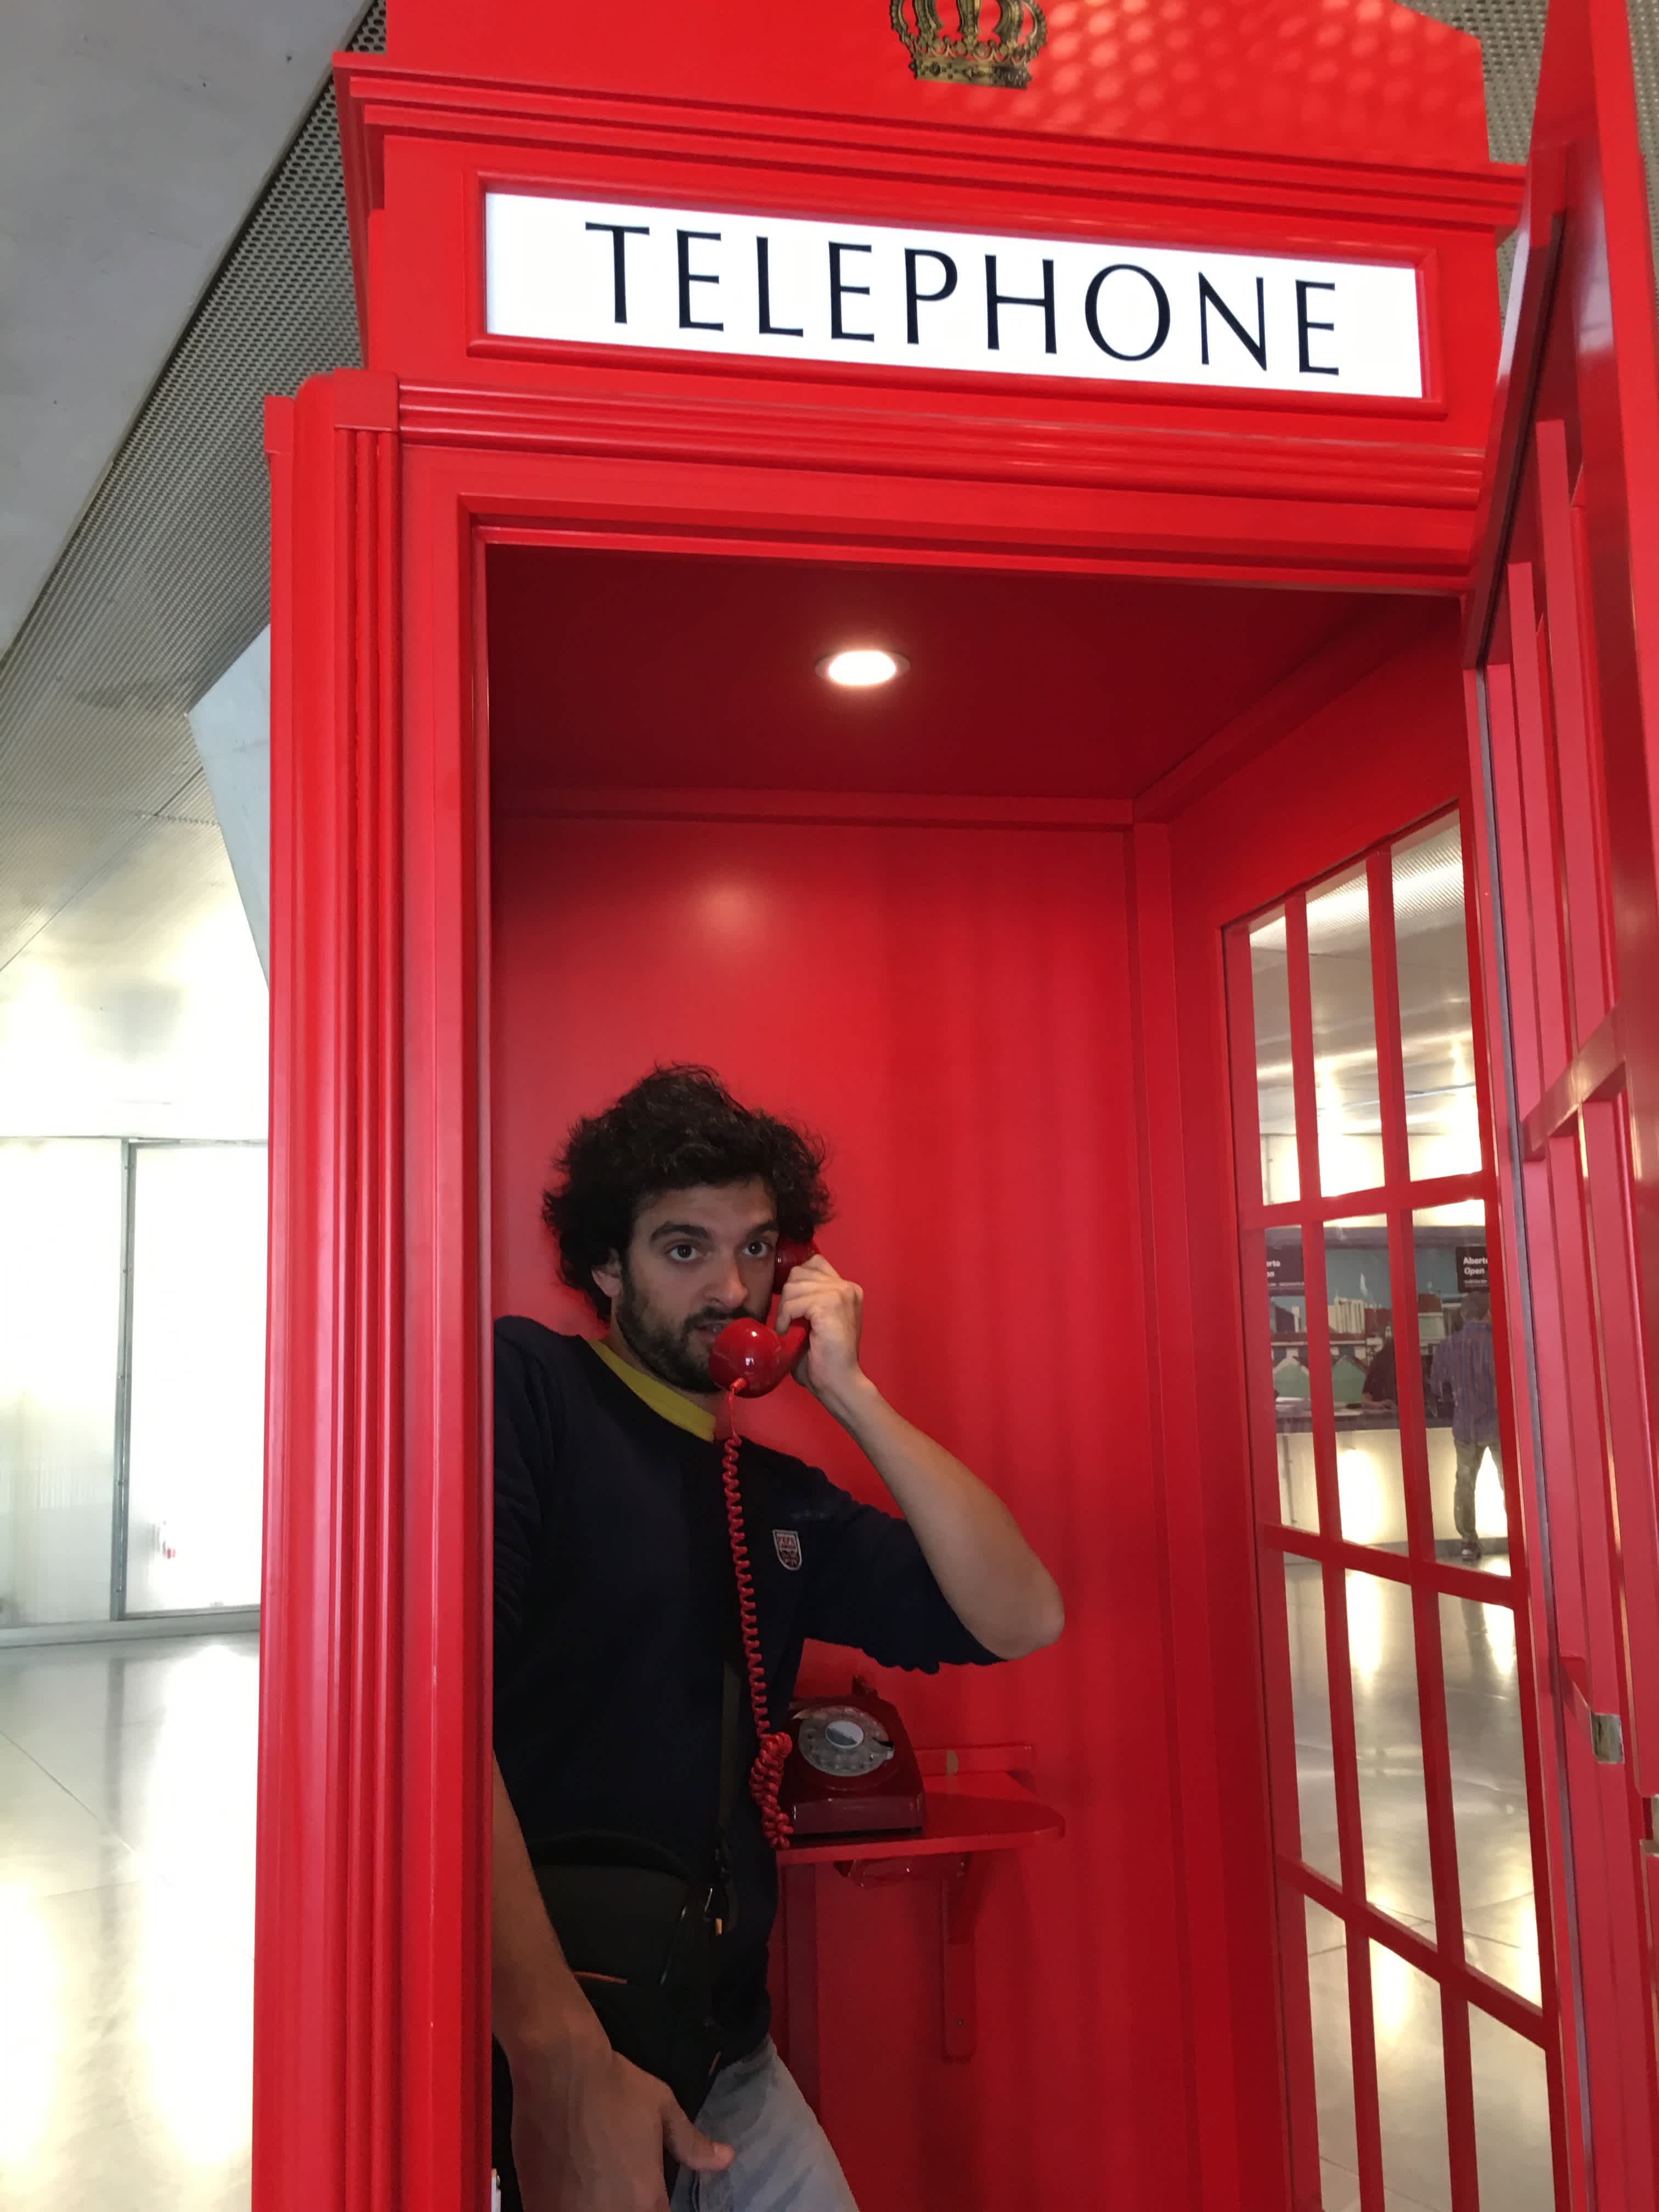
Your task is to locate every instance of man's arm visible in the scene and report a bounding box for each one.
[776,1257,1064,1660]
[492,1758,733,2212]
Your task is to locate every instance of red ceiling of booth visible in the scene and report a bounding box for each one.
[486,544,1364,804]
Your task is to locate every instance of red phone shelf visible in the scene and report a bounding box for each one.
[773,1752,1063,2109]
[778,1768,1063,1865]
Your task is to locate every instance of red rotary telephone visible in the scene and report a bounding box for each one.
[708,1238,816,1396]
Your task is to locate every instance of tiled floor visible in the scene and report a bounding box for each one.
[0,1633,257,2211]
[1283,1554,1554,2212]
[0,1593,1557,2210]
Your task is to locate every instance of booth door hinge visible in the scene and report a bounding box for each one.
[1564,1654,1624,1765]
[1590,1708,1624,1765]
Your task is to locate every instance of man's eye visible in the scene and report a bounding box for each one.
[667,1243,697,1263]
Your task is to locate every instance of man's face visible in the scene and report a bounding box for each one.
[593,1179,780,1392]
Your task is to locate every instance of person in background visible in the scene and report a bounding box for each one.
[1430,1286,1502,1562]
[1272,1346,1312,1400]
[1361,1327,1397,1409]
[1331,1346,1368,1404]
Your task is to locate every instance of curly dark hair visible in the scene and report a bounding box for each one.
[543,1065,833,1317]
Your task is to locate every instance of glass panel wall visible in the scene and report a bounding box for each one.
[0,1141,124,1627]
[0,1138,266,1632]
[124,1144,268,1616]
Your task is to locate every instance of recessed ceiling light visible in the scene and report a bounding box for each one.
[816,647,909,689]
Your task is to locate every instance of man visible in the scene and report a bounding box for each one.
[1361,1328,1397,1409]
[1430,1286,1502,1562]
[492,1066,1064,2212]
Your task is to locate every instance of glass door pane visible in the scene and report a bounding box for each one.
[123,1143,267,1615]
[0,1139,123,1627]
[1229,811,1564,2212]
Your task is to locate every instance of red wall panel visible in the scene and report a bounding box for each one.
[490,809,1187,2212]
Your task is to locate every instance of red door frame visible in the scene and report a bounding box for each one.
[256,49,1524,2212]
[1460,2,1659,2203]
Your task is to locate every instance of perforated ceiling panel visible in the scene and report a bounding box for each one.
[0,4,384,976]
[0,0,1649,984]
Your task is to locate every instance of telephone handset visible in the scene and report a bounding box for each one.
[782,1677,926,1839]
[708,1237,816,1396]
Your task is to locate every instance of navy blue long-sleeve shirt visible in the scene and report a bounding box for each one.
[492,1318,996,2056]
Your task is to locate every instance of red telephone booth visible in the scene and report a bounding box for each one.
[255,2,1659,2207]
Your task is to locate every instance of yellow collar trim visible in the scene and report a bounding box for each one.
[587,1338,716,1441]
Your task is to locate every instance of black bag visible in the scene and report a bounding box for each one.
[492,1668,745,2207]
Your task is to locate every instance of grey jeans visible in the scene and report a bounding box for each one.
[669,2040,860,2212]
[1453,1437,1500,1542]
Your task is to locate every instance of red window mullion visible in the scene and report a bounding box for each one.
[1267,1523,1514,1602]
[1226,925,1326,2202]
[1458,770,1573,2212]
[1285,889,1387,2212]
[1368,849,1481,2212]
[1582,1098,1659,1795]
[1534,419,1614,1040]
[1506,558,1574,1085]
[1257,1171,1487,1230]
[1284,1861,1550,2047]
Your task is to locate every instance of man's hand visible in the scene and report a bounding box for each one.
[507,2025,732,2212]
[774,1252,867,1412]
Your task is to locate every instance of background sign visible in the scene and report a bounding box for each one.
[1266,1250,1305,1296]
[1455,1245,1489,1295]
[486,192,1425,399]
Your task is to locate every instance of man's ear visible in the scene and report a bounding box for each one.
[592,1250,623,1306]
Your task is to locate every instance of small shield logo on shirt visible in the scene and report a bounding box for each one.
[772,1529,803,1572]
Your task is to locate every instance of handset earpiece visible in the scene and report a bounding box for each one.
[709,1239,817,1396]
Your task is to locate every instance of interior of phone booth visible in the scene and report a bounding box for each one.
[484,538,1472,2211]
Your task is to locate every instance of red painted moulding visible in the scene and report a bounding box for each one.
[331,5,1521,592]
[385,0,1493,174]
[258,365,491,2212]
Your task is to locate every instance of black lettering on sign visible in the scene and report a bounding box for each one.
[904,248,957,345]
[1296,279,1339,376]
[1084,264,1171,363]
[677,230,724,331]
[1198,273,1267,371]
[828,241,875,342]
[985,253,1057,354]
[584,222,649,325]
[756,238,804,337]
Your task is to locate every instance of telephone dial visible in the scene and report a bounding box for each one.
[782,1677,926,1840]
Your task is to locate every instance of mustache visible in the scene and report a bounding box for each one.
[685,1304,761,1329]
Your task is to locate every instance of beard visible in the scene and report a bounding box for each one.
[613,1267,764,1393]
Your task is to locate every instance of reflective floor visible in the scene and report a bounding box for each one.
[0,1633,256,2210]
[1283,1555,1554,2211]
[0,1602,1553,2210]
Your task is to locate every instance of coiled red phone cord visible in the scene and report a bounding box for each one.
[718,1391,794,1849]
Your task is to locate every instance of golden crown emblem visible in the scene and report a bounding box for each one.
[889,1,1048,90]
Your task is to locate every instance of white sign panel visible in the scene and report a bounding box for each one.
[485,192,1423,400]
